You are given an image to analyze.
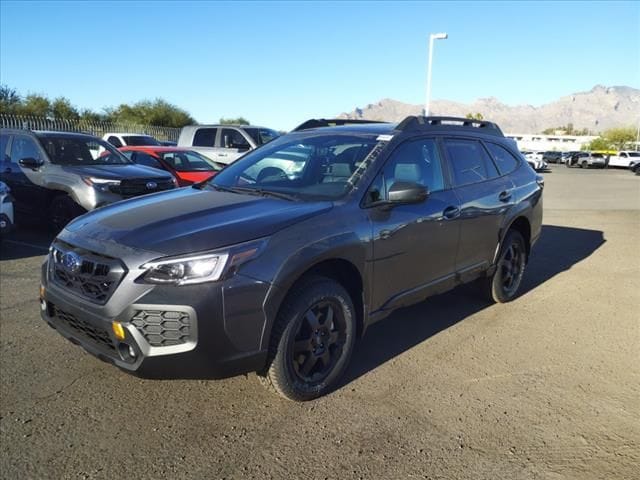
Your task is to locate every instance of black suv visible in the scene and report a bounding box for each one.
[40,116,543,401]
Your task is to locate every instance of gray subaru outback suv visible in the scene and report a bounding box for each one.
[0,129,176,230]
[40,116,543,401]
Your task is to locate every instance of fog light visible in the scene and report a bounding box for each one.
[112,321,126,341]
[39,285,45,300]
[128,345,136,359]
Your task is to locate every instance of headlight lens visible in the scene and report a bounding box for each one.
[140,239,266,285]
[82,177,121,192]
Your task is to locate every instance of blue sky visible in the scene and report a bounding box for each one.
[1,1,639,130]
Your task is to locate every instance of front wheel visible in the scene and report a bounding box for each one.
[259,276,356,401]
[481,231,527,303]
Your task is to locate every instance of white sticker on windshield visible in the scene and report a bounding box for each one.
[376,134,394,142]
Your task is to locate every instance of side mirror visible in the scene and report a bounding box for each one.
[388,181,429,204]
[19,157,43,170]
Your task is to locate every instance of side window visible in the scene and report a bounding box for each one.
[485,142,520,175]
[107,136,123,148]
[0,134,10,163]
[381,138,445,198]
[193,128,217,147]
[133,152,163,170]
[444,139,499,187]
[221,129,250,150]
[10,136,41,165]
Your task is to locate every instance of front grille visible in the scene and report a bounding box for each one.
[49,241,126,304]
[51,304,115,351]
[131,310,191,347]
[110,178,175,198]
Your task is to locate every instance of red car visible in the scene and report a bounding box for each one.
[119,146,223,186]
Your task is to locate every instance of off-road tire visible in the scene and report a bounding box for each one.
[481,230,527,303]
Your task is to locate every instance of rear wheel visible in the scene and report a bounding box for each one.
[50,195,84,232]
[581,161,589,169]
[259,276,356,401]
[481,230,527,303]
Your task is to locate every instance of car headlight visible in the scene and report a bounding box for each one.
[140,239,266,285]
[82,177,121,192]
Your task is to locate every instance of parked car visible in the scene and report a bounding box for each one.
[177,124,280,165]
[0,181,14,238]
[629,160,640,174]
[119,146,223,186]
[103,133,161,148]
[542,151,563,164]
[40,115,543,401]
[0,129,176,230]
[568,152,607,169]
[608,150,640,168]
[566,151,590,167]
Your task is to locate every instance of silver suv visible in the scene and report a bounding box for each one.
[0,129,176,230]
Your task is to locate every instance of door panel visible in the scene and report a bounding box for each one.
[7,135,48,216]
[367,137,460,313]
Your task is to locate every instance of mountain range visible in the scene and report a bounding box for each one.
[337,85,639,134]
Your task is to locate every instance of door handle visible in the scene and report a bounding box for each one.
[498,190,512,202]
[379,229,392,240]
[219,153,228,157]
[443,206,460,220]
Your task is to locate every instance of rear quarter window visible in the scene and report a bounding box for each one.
[485,142,521,175]
[444,138,500,187]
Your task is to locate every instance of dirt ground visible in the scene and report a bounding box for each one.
[1,165,638,479]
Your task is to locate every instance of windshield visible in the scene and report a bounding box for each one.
[160,151,221,172]
[39,135,132,165]
[244,128,280,145]
[210,133,380,200]
[123,135,161,146]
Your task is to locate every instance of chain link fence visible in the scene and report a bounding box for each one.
[0,114,182,142]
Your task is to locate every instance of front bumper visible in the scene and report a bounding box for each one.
[40,258,272,379]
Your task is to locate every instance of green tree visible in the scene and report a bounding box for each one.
[584,137,611,151]
[219,117,250,125]
[605,127,635,150]
[465,112,483,120]
[51,97,79,120]
[109,99,195,127]
[21,94,51,117]
[0,85,21,114]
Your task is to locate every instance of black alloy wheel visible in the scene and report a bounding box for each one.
[481,230,527,303]
[50,195,84,232]
[291,300,347,384]
[260,276,356,401]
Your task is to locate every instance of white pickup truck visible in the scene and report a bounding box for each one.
[607,151,640,168]
[177,125,279,165]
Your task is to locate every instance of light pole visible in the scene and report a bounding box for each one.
[425,32,448,117]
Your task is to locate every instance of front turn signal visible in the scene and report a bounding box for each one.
[112,321,126,341]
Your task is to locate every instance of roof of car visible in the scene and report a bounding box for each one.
[103,132,157,137]
[32,130,100,139]
[182,124,274,130]
[290,123,396,135]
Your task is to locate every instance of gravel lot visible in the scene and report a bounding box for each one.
[1,165,638,479]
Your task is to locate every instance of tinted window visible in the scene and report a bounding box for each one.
[485,142,520,175]
[107,136,123,148]
[160,151,218,172]
[38,135,130,165]
[133,152,163,169]
[0,133,10,163]
[221,129,250,149]
[193,128,217,147]
[444,139,499,187]
[123,135,161,146]
[244,128,280,145]
[382,138,445,197]
[10,136,41,164]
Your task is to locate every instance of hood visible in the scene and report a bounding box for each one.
[61,164,173,181]
[65,187,332,256]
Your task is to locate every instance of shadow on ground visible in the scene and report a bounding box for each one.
[342,224,605,387]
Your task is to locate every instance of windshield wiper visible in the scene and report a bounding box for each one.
[230,186,298,201]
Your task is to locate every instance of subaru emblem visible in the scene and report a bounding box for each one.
[61,252,82,273]
[146,182,158,190]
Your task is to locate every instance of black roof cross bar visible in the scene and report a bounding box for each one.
[292,118,386,132]
[396,116,504,137]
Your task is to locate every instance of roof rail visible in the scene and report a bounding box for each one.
[292,118,386,132]
[396,116,504,137]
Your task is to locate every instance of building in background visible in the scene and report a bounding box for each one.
[506,133,597,152]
